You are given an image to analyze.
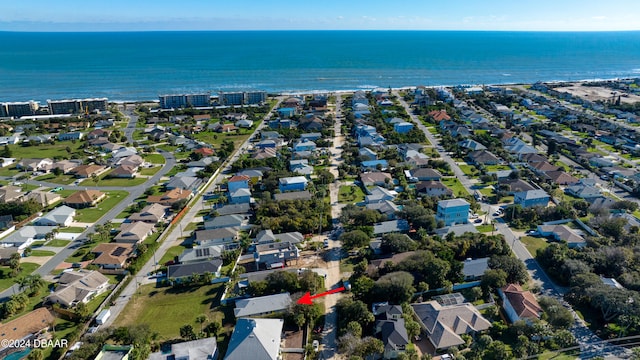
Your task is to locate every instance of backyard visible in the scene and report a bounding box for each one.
[520,235,550,256]
[338,185,366,203]
[442,177,469,196]
[0,262,39,291]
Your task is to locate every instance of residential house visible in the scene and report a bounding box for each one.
[230,188,252,204]
[148,338,218,360]
[408,168,442,182]
[70,164,106,178]
[46,270,110,308]
[87,128,110,139]
[224,318,283,360]
[91,243,135,270]
[215,203,251,216]
[458,139,486,151]
[366,200,400,220]
[234,293,292,318]
[360,172,392,187]
[0,247,20,264]
[514,190,550,208]
[167,259,223,284]
[64,190,106,208]
[498,178,536,195]
[254,242,299,268]
[16,158,53,172]
[365,186,397,204]
[227,175,251,193]
[429,110,451,121]
[393,122,414,134]
[34,205,75,227]
[146,188,192,206]
[0,226,50,251]
[289,159,313,176]
[236,119,253,128]
[373,304,410,359]
[537,224,586,248]
[0,185,24,203]
[277,107,296,118]
[0,308,56,355]
[114,221,155,244]
[359,147,378,161]
[416,180,452,197]
[116,154,144,168]
[51,159,81,174]
[253,147,277,160]
[293,139,316,152]
[411,301,491,351]
[278,176,308,192]
[299,116,324,131]
[436,198,470,226]
[529,161,561,174]
[255,229,303,245]
[195,228,239,247]
[589,156,616,168]
[128,203,169,224]
[373,219,410,236]
[462,258,490,281]
[300,133,322,142]
[109,165,137,178]
[434,223,479,237]
[499,284,543,323]
[204,214,248,230]
[58,132,83,141]
[467,150,501,166]
[165,176,201,191]
[544,171,579,185]
[178,245,224,264]
[565,182,602,200]
[361,160,389,171]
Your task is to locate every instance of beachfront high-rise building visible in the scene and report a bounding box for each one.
[47,98,108,114]
[1,101,39,118]
[245,91,267,105]
[220,92,244,106]
[159,93,210,109]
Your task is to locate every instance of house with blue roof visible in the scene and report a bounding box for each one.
[436,198,470,226]
[514,189,550,208]
[293,139,316,152]
[277,107,296,118]
[300,133,322,142]
[393,122,414,134]
[278,176,308,192]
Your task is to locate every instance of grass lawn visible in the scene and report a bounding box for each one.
[60,227,86,233]
[476,224,495,233]
[338,185,366,203]
[140,166,162,176]
[45,239,71,247]
[94,173,147,187]
[478,186,494,196]
[0,262,39,291]
[31,240,46,247]
[29,250,56,257]
[0,166,20,177]
[485,164,512,172]
[520,236,549,256]
[34,173,77,185]
[159,245,187,265]
[143,153,166,164]
[442,177,469,196]
[7,141,85,160]
[184,222,200,233]
[74,190,129,223]
[112,283,231,341]
[458,164,478,177]
[537,351,580,360]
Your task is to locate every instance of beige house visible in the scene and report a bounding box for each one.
[46,270,109,308]
[0,185,24,203]
[23,190,61,207]
[64,190,106,208]
[114,221,155,244]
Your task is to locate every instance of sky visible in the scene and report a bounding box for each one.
[2,0,640,32]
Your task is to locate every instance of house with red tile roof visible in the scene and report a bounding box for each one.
[428,110,451,122]
[499,284,543,323]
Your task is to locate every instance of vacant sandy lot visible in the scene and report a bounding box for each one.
[556,84,640,104]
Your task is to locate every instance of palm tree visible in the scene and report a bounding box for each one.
[27,274,46,296]
[195,314,208,335]
[9,252,21,276]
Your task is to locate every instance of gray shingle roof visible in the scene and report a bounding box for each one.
[224,318,283,360]
[234,293,292,318]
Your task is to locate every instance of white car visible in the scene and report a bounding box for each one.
[312,340,320,352]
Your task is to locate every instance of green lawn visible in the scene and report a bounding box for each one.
[73,190,129,223]
[159,245,187,265]
[184,222,200,233]
[29,250,56,257]
[485,164,513,172]
[338,185,366,203]
[520,236,549,256]
[94,173,147,187]
[61,227,86,233]
[0,262,39,291]
[34,173,77,185]
[140,166,162,176]
[7,141,85,160]
[476,224,495,233]
[458,164,478,177]
[442,177,469,196]
[45,239,71,247]
[112,283,230,340]
[0,166,21,177]
[143,153,166,164]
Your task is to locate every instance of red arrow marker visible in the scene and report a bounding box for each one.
[297,286,346,305]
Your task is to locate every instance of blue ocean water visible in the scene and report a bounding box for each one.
[1,30,639,102]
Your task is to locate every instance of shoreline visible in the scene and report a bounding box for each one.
[108,77,639,105]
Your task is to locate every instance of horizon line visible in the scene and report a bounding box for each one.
[2,29,640,33]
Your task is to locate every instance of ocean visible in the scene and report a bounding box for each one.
[1,30,640,102]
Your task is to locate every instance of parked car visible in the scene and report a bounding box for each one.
[474,218,483,224]
[312,340,319,352]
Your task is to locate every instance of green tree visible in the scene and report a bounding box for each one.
[346,321,362,338]
[371,271,416,304]
[340,230,371,250]
[75,302,90,321]
[195,314,208,334]
[480,269,507,296]
[9,252,21,276]
[180,324,196,340]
